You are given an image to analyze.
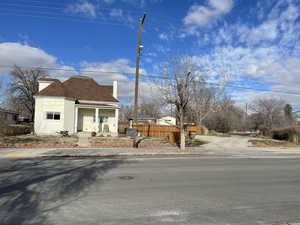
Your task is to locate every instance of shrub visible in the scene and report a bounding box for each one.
[1,125,32,136]
[272,126,300,143]
[91,131,97,137]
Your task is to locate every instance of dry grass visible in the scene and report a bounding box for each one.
[0,135,78,144]
[186,139,208,147]
[249,139,300,147]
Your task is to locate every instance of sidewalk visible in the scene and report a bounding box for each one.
[0,146,207,158]
[2,144,300,158]
[2,135,300,158]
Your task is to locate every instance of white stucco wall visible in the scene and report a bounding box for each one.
[34,97,74,135]
[35,96,118,135]
[64,99,75,134]
[38,81,53,92]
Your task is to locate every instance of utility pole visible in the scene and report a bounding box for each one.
[133,13,147,125]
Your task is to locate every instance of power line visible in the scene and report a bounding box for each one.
[205,81,300,97]
[0,2,180,29]
[0,9,173,32]
[2,64,300,97]
[0,2,142,18]
[0,0,182,23]
[0,64,167,79]
[3,0,145,14]
[0,11,132,27]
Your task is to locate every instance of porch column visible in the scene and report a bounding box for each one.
[115,108,119,134]
[95,108,99,133]
[74,107,79,133]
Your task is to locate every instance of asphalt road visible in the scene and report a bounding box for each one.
[1,157,300,225]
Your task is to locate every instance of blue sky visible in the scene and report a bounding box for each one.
[0,0,300,107]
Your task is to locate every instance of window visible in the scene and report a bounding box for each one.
[99,116,108,123]
[46,112,60,120]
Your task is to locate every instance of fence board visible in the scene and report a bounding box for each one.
[118,124,201,137]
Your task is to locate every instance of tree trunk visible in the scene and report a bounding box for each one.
[180,111,185,150]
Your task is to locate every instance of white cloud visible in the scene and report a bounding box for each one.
[80,58,132,83]
[0,42,78,78]
[101,0,162,7]
[183,0,234,34]
[159,33,168,40]
[195,0,299,47]
[192,42,300,106]
[65,0,97,18]
[109,8,134,24]
[103,0,115,3]
[79,59,156,101]
[0,42,158,102]
[247,21,278,44]
[109,8,123,18]
[0,42,56,76]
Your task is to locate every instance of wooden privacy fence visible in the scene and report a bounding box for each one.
[118,124,201,137]
[118,124,202,145]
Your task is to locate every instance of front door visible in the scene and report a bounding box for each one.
[82,109,95,132]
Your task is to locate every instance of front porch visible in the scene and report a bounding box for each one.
[74,104,118,135]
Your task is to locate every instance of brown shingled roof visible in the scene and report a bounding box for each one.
[36,76,118,102]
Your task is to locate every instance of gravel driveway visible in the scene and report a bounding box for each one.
[194,135,297,156]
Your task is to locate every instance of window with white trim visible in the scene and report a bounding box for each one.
[46,112,61,120]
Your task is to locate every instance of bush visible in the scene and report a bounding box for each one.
[0,125,32,136]
[91,131,97,137]
[214,115,231,133]
[272,126,300,143]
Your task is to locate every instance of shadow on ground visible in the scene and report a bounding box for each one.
[0,157,126,225]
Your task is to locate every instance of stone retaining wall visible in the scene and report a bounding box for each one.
[91,137,172,148]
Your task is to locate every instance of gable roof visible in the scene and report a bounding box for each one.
[36,76,118,102]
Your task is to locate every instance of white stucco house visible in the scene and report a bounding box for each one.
[156,116,176,126]
[34,76,119,135]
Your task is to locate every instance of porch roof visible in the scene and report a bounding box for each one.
[76,103,119,109]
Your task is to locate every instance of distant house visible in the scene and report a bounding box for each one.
[34,76,119,135]
[136,116,156,125]
[157,116,176,126]
[0,108,18,130]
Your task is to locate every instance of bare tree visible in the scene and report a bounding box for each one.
[249,97,286,134]
[0,80,3,106]
[8,66,48,121]
[188,83,225,126]
[120,101,162,124]
[284,104,295,126]
[119,104,133,123]
[159,57,196,150]
[185,57,230,127]
[139,102,161,119]
[204,97,244,133]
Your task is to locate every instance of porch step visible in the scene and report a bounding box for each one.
[77,135,90,147]
[77,132,92,137]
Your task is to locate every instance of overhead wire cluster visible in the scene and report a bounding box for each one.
[0,0,179,29]
[2,64,300,97]
[1,1,299,97]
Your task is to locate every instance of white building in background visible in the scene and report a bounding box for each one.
[156,116,176,126]
[34,76,119,135]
